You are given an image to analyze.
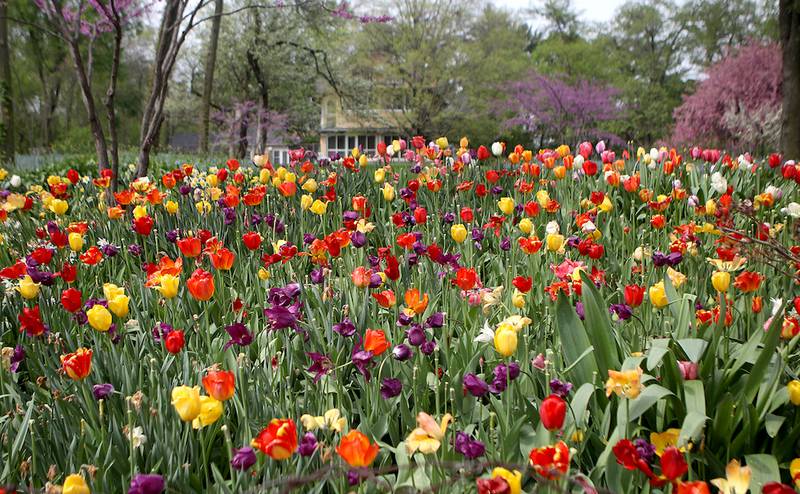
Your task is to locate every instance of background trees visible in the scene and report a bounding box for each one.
[0,0,796,169]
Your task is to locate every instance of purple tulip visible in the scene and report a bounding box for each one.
[298,432,318,456]
[231,447,257,471]
[463,373,489,397]
[392,344,413,361]
[92,383,115,400]
[454,431,485,459]
[224,322,253,349]
[128,473,164,494]
[333,318,356,337]
[380,377,402,399]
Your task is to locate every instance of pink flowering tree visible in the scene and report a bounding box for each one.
[672,42,783,152]
[496,71,622,147]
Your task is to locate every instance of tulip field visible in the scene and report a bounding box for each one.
[2,139,800,494]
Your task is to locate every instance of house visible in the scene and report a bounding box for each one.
[318,93,406,159]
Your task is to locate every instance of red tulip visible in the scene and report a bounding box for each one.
[187,268,215,301]
[624,285,645,308]
[512,276,533,293]
[660,447,687,481]
[582,160,598,176]
[133,216,154,236]
[61,288,83,313]
[768,153,782,168]
[165,330,185,354]
[414,207,427,225]
[453,268,479,291]
[242,232,262,251]
[477,145,490,161]
[177,237,202,258]
[202,369,236,401]
[539,394,566,431]
[460,207,474,223]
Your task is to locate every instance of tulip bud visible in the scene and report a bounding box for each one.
[788,380,800,406]
[711,271,730,292]
[540,394,567,431]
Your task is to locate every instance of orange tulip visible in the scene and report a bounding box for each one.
[252,419,298,460]
[363,329,390,356]
[202,369,235,401]
[177,237,202,258]
[60,348,93,380]
[210,248,236,271]
[336,430,379,467]
[404,288,429,315]
[187,268,215,301]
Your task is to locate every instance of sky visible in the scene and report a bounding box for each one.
[491,0,629,27]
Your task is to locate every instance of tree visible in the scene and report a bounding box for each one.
[453,5,532,144]
[199,0,222,154]
[530,0,580,41]
[0,0,13,164]
[36,0,143,188]
[672,43,782,152]
[780,0,800,159]
[349,0,474,137]
[497,71,622,147]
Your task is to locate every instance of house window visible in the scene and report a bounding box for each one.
[326,134,380,159]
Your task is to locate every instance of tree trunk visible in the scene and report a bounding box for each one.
[0,0,14,164]
[200,0,223,154]
[105,2,123,192]
[136,0,182,178]
[237,108,248,159]
[780,0,800,160]
[68,38,110,171]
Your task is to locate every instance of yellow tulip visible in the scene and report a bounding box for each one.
[300,194,313,210]
[258,268,271,280]
[711,459,751,494]
[302,179,318,193]
[512,290,526,309]
[16,275,40,299]
[209,187,222,201]
[650,429,682,456]
[103,283,124,300]
[192,395,223,429]
[310,199,328,215]
[598,196,614,213]
[705,199,717,215]
[711,271,730,292]
[196,201,211,214]
[546,233,564,252]
[68,232,84,251]
[435,137,448,149]
[285,172,297,183]
[165,200,179,214]
[790,458,800,487]
[108,295,130,318]
[497,197,515,215]
[649,282,668,309]
[382,183,395,201]
[788,380,800,406]
[206,174,218,187]
[605,367,643,399]
[259,168,271,183]
[491,468,522,494]
[535,190,550,207]
[171,385,202,422]
[156,274,180,299]
[359,154,368,167]
[374,168,386,183]
[405,412,453,455]
[518,218,533,234]
[553,165,566,179]
[276,167,287,179]
[352,147,360,159]
[450,224,467,243]
[494,326,518,357]
[86,305,112,332]
[49,199,69,215]
[132,205,148,219]
[62,473,90,494]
